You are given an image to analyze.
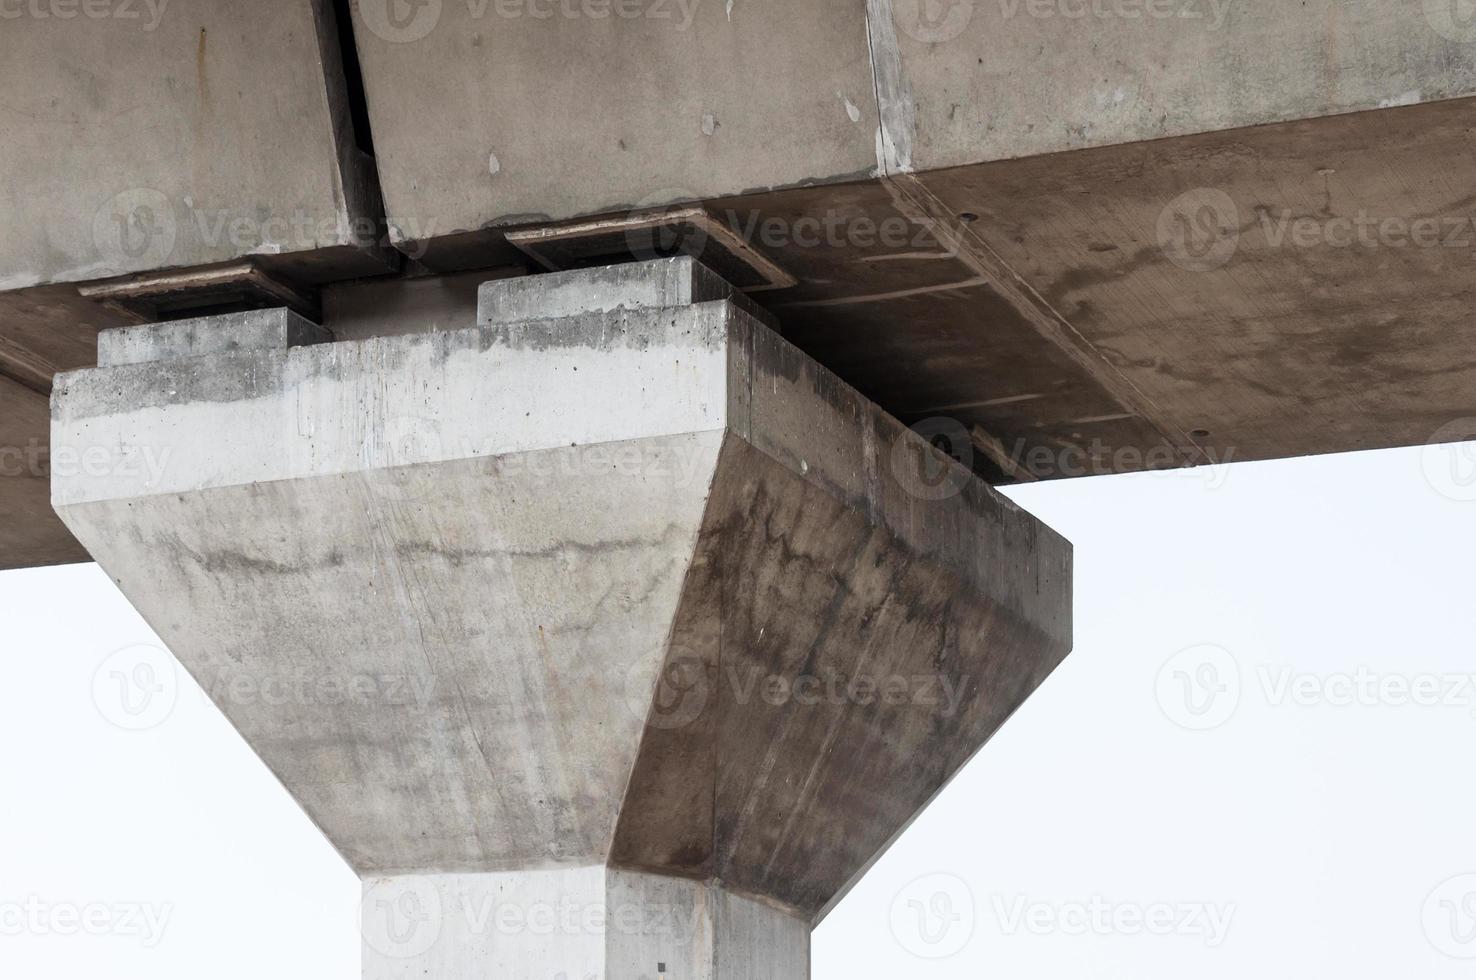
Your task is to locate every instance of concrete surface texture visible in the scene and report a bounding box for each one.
[350,0,1476,232]
[0,0,387,293]
[361,867,808,978]
[8,1,1476,570]
[96,308,334,367]
[51,259,1072,973]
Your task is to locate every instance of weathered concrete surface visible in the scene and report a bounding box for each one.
[907,97,1476,468]
[52,260,1070,969]
[0,0,388,292]
[349,0,879,253]
[0,286,121,568]
[347,0,1476,245]
[708,176,1182,474]
[882,0,1476,171]
[322,268,521,342]
[97,309,332,367]
[361,867,808,978]
[612,427,1068,918]
[9,2,1476,571]
[0,376,87,569]
[479,257,772,328]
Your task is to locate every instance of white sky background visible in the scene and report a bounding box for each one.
[1,440,1474,977]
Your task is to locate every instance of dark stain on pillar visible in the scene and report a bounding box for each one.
[196,28,209,107]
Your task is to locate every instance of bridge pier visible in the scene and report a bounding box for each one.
[51,258,1071,977]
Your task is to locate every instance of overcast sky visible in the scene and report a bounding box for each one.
[3,439,1474,977]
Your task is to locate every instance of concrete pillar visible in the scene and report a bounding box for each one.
[51,258,1071,977]
[360,869,807,978]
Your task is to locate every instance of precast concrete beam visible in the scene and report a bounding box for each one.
[0,0,390,293]
[345,0,1476,251]
[9,2,1476,572]
[347,0,880,258]
[52,258,1071,973]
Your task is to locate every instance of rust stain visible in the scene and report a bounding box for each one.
[196,28,209,106]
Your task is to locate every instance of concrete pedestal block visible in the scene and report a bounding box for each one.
[52,258,1071,973]
[96,308,333,368]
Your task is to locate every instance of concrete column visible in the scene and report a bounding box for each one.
[361,869,807,978]
[51,258,1072,977]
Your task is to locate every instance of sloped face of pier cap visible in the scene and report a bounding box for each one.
[52,258,1071,967]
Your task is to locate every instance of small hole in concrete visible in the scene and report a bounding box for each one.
[959,212,980,223]
[1191,429,1211,440]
